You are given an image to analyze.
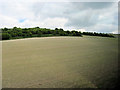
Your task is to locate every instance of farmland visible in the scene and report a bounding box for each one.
[2,36,118,88]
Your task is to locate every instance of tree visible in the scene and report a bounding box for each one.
[2,27,9,31]
[59,28,64,31]
[2,33,11,40]
[13,27,18,31]
[72,32,76,36]
[0,33,2,40]
[37,31,42,37]
[55,28,58,31]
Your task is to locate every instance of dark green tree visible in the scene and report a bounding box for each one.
[2,33,11,40]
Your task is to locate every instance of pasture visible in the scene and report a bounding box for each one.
[2,36,118,88]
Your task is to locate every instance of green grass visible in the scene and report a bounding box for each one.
[2,36,118,88]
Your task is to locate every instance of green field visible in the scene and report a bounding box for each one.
[2,36,118,88]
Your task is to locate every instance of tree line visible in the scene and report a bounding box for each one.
[0,27,114,40]
[83,32,114,37]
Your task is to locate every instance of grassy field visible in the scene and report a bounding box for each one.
[2,36,118,88]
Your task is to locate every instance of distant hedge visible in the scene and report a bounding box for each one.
[0,27,114,40]
[83,32,114,37]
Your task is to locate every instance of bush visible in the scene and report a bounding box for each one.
[0,33,2,40]
[2,33,11,40]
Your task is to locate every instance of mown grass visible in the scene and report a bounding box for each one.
[2,36,118,88]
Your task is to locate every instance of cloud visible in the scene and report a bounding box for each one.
[64,2,118,33]
[76,2,113,9]
[42,17,68,28]
[31,2,118,33]
[85,24,117,33]
[0,14,19,28]
[0,1,118,33]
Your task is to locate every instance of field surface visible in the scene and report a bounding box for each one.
[2,36,118,88]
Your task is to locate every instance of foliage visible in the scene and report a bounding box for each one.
[2,33,11,40]
[83,32,114,37]
[1,27,82,40]
[1,27,114,40]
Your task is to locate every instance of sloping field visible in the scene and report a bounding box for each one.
[2,36,118,88]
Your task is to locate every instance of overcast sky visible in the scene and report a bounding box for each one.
[0,0,118,33]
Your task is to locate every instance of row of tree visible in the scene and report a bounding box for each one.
[83,32,114,37]
[1,27,82,40]
[0,27,114,40]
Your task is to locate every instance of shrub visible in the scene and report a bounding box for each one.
[2,33,11,40]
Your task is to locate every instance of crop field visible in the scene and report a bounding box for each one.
[2,36,118,88]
